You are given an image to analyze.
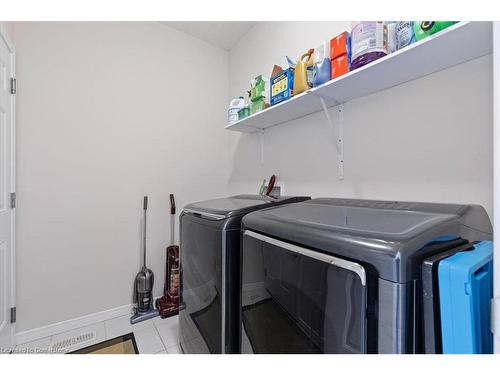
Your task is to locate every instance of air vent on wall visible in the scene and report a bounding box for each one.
[50,331,96,353]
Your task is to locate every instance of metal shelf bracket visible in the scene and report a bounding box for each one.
[260,129,265,166]
[254,94,344,177]
[318,96,344,180]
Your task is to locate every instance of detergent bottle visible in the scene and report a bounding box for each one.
[313,42,331,87]
[228,97,245,124]
[385,21,398,53]
[238,91,251,120]
[293,49,314,96]
[396,21,416,50]
[413,21,458,41]
[350,21,387,70]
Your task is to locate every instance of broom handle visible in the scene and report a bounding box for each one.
[143,196,148,268]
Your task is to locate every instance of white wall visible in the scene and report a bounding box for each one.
[228,22,493,220]
[12,22,229,332]
[1,22,14,42]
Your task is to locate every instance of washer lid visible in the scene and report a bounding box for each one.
[242,198,492,282]
[183,194,310,219]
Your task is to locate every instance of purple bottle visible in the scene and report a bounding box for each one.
[350,21,387,70]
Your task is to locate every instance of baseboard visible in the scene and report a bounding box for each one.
[15,303,134,345]
[15,294,167,345]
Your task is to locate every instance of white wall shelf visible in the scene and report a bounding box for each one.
[225,22,492,134]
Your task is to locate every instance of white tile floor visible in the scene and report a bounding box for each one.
[13,314,183,354]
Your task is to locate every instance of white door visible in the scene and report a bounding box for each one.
[0,26,15,352]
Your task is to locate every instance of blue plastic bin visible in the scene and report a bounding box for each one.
[438,240,493,354]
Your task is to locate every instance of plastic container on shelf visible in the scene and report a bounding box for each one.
[313,41,331,87]
[350,21,387,70]
[238,103,250,120]
[293,49,315,95]
[396,21,416,50]
[414,21,458,41]
[385,21,398,53]
[228,97,245,124]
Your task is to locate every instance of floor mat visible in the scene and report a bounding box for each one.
[69,333,138,354]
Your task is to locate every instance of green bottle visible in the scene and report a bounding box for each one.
[413,21,458,41]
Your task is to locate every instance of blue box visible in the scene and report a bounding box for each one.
[270,68,293,106]
[438,240,494,354]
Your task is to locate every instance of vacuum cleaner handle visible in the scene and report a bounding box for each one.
[143,196,148,268]
[170,194,176,245]
[170,194,176,215]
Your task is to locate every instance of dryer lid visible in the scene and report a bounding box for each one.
[242,198,492,282]
[183,194,309,219]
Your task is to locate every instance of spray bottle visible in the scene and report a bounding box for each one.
[313,42,331,87]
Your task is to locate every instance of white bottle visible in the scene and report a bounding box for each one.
[228,97,245,125]
[385,21,398,54]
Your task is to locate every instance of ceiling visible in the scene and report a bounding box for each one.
[160,22,258,50]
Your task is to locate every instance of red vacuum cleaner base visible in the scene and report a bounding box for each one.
[156,296,179,318]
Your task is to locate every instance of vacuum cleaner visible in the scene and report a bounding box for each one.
[131,196,159,324]
[156,194,180,318]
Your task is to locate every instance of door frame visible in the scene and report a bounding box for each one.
[494,21,500,354]
[0,22,16,349]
